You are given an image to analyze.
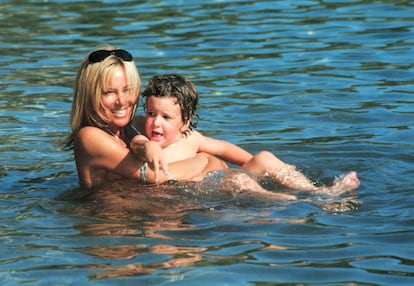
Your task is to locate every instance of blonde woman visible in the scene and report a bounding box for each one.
[65,46,226,189]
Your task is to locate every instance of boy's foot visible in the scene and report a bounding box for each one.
[309,171,360,196]
[325,171,360,196]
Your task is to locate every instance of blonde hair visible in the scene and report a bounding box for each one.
[65,45,140,148]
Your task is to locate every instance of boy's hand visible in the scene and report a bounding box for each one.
[143,141,169,182]
[130,135,169,182]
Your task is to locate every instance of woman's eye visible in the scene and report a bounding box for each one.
[103,90,115,95]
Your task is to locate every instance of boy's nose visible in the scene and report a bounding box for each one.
[153,115,161,126]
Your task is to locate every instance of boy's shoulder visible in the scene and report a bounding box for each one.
[186,129,203,140]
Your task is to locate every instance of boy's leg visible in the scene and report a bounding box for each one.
[241,151,359,194]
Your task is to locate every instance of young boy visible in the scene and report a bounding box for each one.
[130,74,360,197]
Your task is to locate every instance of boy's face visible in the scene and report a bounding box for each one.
[144,96,189,148]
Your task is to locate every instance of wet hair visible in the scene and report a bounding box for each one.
[142,74,199,130]
[64,45,140,149]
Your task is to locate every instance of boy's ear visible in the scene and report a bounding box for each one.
[180,117,191,132]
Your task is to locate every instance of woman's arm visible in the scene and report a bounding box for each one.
[74,127,143,187]
[74,126,226,187]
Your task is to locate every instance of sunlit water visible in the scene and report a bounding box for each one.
[1,0,413,285]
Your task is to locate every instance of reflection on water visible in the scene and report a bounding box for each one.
[58,176,360,280]
[1,0,414,284]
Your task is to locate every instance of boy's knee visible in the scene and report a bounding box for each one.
[255,151,273,162]
[253,150,285,169]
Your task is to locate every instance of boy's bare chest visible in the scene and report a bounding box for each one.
[163,138,198,163]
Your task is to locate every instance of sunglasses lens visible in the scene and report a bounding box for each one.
[88,50,109,62]
[115,50,133,61]
[88,49,133,63]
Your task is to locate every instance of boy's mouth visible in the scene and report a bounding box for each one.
[150,131,163,140]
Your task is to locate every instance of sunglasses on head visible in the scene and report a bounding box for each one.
[88,49,133,63]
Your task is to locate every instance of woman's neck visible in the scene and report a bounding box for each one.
[105,127,122,140]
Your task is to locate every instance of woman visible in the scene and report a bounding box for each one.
[65,46,226,189]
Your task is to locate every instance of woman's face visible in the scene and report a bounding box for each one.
[101,67,137,132]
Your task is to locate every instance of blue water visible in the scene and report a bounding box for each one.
[1,0,413,285]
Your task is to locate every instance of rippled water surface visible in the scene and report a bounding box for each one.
[1,0,414,285]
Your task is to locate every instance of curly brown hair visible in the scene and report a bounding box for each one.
[142,74,199,129]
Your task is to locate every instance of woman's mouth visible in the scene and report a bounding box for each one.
[111,109,127,116]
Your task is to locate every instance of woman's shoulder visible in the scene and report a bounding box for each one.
[75,126,127,157]
[75,126,116,148]
[77,126,107,140]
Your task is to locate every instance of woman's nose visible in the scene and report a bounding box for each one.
[115,91,128,104]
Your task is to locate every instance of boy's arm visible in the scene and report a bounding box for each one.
[194,131,253,166]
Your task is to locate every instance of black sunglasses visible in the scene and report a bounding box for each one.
[88,49,133,63]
